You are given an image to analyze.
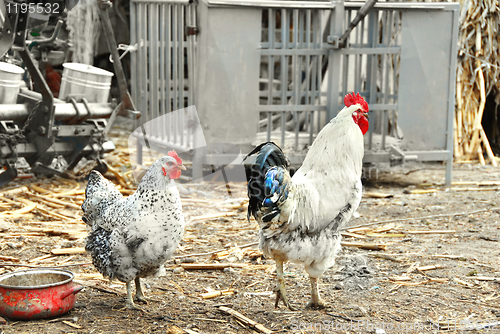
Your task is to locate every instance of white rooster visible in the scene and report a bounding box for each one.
[245,92,369,310]
[82,151,186,310]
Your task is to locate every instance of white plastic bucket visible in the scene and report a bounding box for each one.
[59,63,114,103]
[0,62,24,104]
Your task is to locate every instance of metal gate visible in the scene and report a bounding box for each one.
[130,0,458,185]
[258,7,329,156]
[130,0,197,161]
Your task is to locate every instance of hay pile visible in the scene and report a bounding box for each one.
[455,0,500,165]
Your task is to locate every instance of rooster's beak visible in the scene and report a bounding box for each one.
[364,112,369,119]
[178,164,187,170]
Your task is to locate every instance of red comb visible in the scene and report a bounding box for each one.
[168,151,183,165]
[344,92,369,112]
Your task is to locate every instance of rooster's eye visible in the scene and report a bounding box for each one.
[167,161,174,166]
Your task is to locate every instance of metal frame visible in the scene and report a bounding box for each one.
[130,0,197,162]
[258,7,329,153]
[0,4,118,187]
[130,0,458,185]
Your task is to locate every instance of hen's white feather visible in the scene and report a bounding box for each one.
[83,156,185,283]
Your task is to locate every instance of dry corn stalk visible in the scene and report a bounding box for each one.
[456,0,500,165]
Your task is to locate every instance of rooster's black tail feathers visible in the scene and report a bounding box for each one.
[244,142,290,223]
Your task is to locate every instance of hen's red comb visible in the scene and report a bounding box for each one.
[168,151,183,165]
[344,92,369,112]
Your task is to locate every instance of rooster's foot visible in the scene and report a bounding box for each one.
[305,299,327,310]
[134,295,149,304]
[125,300,147,312]
[274,284,296,311]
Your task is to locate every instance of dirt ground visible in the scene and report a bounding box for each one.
[0,131,499,333]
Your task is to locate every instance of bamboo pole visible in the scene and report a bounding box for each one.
[467,24,486,158]
[480,126,498,166]
[478,145,486,165]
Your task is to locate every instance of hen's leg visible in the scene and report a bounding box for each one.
[134,277,148,304]
[125,281,139,310]
[274,259,295,310]
[306,276,326,309]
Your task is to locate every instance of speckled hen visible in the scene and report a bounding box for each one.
[244,93,369,310]
[82,151,186,310]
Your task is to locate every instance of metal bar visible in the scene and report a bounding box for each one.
[259,90,331,99]
[267,111,272,141]
[308,111,314,144]
[0,103,113,121]
[366,10,377,150]
[392,11,400,140]
[305,9,311,105]
[131,0,191,3]
[187,4,195,108]
[166,4,172,143]
[97,0,138,117]
[146,2,154,126]
[130,1,138,106]
[136,2,145,164]
[315,8,324,115]
[445,5,460,187]
[380,11,387,149]
[179,4,185,145]
[159,3,167,139]
[172,4,179,143]
[326,0,344,120]
[186,4,193,147]
[338,46,401,54]
[280,8,288,147]
[267,8,275,138]
[204,0,338,9]
[132,133,195,156]
[260,48,328,56]
[344,2,446,10]
[298,9,307,138]
[387,9,395,141]
[150,3,159,138]
[140,2,148,121]
[354,10,362,93]
[341,11,349,98]
[316,10,322,113]
[338,0,378,48]
[310,10,318,132]
[293,9,300,151]
[0,142,107,160]
[363,150,452,163]
[268,9,275,108]
[258,105,327,112]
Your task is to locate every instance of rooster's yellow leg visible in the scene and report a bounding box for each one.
[306,277,326,309]
[274,259,296,311]
[134,277,148,304]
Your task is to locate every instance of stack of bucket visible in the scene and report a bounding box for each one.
[59,63,114,103]
[0,62,24,104]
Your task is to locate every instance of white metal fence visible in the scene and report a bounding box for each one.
[130,0,458,184]
[130,0,197,157]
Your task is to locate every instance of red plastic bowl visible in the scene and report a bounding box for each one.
[0,269,83,320]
